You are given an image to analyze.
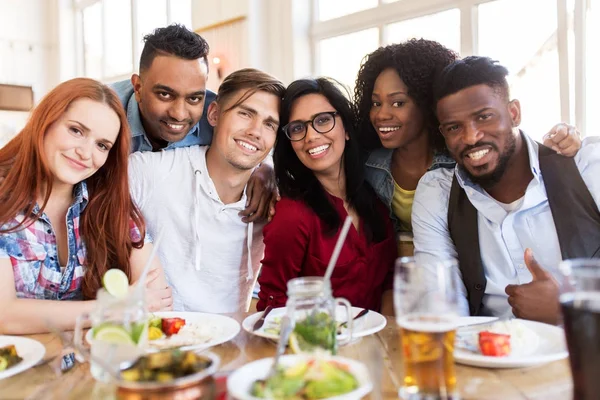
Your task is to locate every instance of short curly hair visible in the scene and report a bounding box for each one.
[354,39,458,151]
[139,24,210,72]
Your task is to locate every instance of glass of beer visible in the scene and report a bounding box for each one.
[394,257,460,400]
[559,258,600,400]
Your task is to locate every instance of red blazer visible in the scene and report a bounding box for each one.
[257,194,397,312]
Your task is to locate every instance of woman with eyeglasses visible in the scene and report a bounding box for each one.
[256,78,397,313]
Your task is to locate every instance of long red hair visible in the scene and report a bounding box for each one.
[0,77,145,299]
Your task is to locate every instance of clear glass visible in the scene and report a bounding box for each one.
[82,2,103,79]
[104,0,133,77]
[559,259,600,400]
[285,277,353,355]
[318,28,379,92]
[394,257,460,400]
[478,0,560,142]
[586,0,600,137]
[135,0,168,53]
[75,289,148,383]
[385,9,461,54]
[317,0,377,21]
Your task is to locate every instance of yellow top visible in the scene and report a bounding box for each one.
[392,180,416,233]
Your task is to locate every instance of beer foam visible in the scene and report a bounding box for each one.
[396,314,457,332]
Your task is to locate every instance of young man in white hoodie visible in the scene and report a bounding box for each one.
[128,68,285,313]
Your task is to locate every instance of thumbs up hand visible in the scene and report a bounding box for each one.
[504,249,560,325]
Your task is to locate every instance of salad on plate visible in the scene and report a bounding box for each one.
[251,359,359,399]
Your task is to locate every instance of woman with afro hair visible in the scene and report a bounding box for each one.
[354,39,580,255]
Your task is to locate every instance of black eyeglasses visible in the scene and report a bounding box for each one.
[282,111,339,141]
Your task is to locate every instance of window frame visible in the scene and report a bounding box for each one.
[310,0,590,136]
[74,0,189,83]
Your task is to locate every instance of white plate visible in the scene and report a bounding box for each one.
[86,311,240,352]
[242,306,387,341]
[0,336,46,380]
[454,318,568,368]
[227,355,372,400]
[456,316,498,328]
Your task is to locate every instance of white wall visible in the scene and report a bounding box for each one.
[0,0,62,140]
[0,0,60,102]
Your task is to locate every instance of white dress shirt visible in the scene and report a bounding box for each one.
[412,135,600,316]
[128,146,265,313]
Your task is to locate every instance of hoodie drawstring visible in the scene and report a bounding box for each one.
[193,170,203,271]
[246,221,254,282]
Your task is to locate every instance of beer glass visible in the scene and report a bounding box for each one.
[394,257,460,400]
[559,258,600,400]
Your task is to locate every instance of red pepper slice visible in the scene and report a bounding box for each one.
[161,317,186,336]
[478,331,511,356]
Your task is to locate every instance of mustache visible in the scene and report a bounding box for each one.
[460,142,498,158]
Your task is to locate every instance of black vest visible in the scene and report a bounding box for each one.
[448,144,600,316]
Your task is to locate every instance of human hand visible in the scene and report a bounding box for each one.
[505,248,560,325]
[239,163,279,223]
[144,268,173,311]
[543,123,581,157]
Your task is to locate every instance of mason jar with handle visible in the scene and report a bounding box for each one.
[74,288,148,383]
[285,276,353,355]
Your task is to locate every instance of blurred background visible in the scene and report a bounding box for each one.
[0,0,597,146]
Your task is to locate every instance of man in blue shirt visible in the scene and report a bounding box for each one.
[412,56,600,324]
[113,24,277,221]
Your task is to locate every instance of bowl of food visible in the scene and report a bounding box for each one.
[227,355,372,400]
[116,348,219,392]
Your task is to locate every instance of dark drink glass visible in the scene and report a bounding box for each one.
[559,259,600,400]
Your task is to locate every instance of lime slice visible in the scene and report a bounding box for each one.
[102,269,129,298]
[130,321,148,345]
[94,325,135,345]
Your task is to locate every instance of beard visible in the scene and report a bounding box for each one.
[225,151,259,171]
[461,133,517,189]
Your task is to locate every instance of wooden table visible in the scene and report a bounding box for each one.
[0,314,573,400]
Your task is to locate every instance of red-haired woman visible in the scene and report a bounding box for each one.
[0,78,172,334]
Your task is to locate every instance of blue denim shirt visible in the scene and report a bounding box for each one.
[111,80,216,153]
[364,148,455,232]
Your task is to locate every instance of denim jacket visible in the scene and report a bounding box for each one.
[364,147,455,233]
[111,80,216,153]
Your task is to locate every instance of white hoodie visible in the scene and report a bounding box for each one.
[128,146,264,313]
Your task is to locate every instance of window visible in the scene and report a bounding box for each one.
[478,0,560,141]
[311,0,594,139]
[104,0,133,77]
[385,9,461,54]
[169,0,193,28]
[135,0,168,49]
[76,0,193,82]
[318,28,379,92]
[82,2,102,80]
[586,0,599,136]
[317,0,378,21]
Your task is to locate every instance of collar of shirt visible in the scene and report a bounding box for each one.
[188,145,249,210]
[454,131,547,224]
[30,181,89,216]
[365,147,455,173]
